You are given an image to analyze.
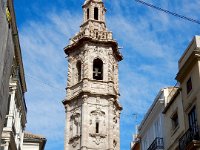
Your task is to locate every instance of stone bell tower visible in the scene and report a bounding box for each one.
[63,0,123,149]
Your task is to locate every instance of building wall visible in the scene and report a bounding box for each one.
[139,90,166,150]
[0,57,27,150]
[23,143,40,150]
[163,92,185,150]
[0,0,14,143]
[0,0,28,149]
[176,36,200,131]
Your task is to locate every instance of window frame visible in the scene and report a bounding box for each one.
[93,58,103,80]
[76,61,82,82]
[186,77,192,94]
[171,111,179,131]
[87,8,90,20]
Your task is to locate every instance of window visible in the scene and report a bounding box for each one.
[171,112,179,130]
[188,106,197,129]
[96,122,99,133]
[87,8,89,20]
[186,77,192,94]
[76,61,81,82]
[94,7,98,20]
[93,58,103,80]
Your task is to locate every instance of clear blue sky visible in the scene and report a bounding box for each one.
[14,0,200,149]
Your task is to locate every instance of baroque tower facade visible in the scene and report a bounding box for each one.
[63,0,123,149]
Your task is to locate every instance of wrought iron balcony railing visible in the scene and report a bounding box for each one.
[147,137,164,150]
[179,125,200,150]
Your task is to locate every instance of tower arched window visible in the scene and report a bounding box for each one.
[76,61,82,82]
[93,58,103,80]
[87,8,90,20]
[94,7,98,20]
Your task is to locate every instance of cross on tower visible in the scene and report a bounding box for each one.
[93,68,101,77]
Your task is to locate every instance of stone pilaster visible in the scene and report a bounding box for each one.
[81,95,88,150]
[108,98,114,149]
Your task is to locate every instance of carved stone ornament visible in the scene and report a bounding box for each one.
[89,133,107,145]
[69,135,80,148]
[90,108,105,117]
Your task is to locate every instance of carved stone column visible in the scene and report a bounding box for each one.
[6,84,16,128]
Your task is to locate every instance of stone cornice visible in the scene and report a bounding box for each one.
[62,92,122,111]
[64,37,123,61]
[8,0,27,93]
[176,50,200,82]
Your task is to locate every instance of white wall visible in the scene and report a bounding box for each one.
[23,143,40,150]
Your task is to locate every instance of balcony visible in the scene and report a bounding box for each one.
[147,137,164,150]
[179,126,200,150]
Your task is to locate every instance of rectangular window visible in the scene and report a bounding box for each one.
[87,8,89,20]
[187,77,192,94]
[171,112,179,130]
[188,106,197,129]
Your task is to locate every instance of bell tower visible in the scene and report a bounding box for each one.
[63,0,123,149]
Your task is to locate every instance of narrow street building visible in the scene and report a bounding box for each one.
[0,0,27,148]
[62,0,123,149]
[130,35,200,150]
[0,0,19,141]
[138,88,176,150]
[163,88,185,150]
[176,36,200,150]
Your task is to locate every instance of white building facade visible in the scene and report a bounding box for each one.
[0,65,27,150]
[138,88,177,150]
[63,0,123,149]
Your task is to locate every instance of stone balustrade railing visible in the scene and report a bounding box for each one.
[70,29,113,44]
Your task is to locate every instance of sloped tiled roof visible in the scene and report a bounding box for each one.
[24,132,46,140]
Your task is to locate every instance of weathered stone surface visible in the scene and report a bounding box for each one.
[63,0,122,149]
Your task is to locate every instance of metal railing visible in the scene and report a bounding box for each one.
[179,125,200,150]
[147,137,164,150]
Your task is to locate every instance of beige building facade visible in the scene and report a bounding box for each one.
[63,0,123,149]
[176,36,200,150]
[163,88,185,150]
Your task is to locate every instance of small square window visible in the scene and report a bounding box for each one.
[171,112,179,130]
[186,77,192,94]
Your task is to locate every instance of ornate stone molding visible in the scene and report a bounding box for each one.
[69,135,80,148]
[89,133,107,145]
